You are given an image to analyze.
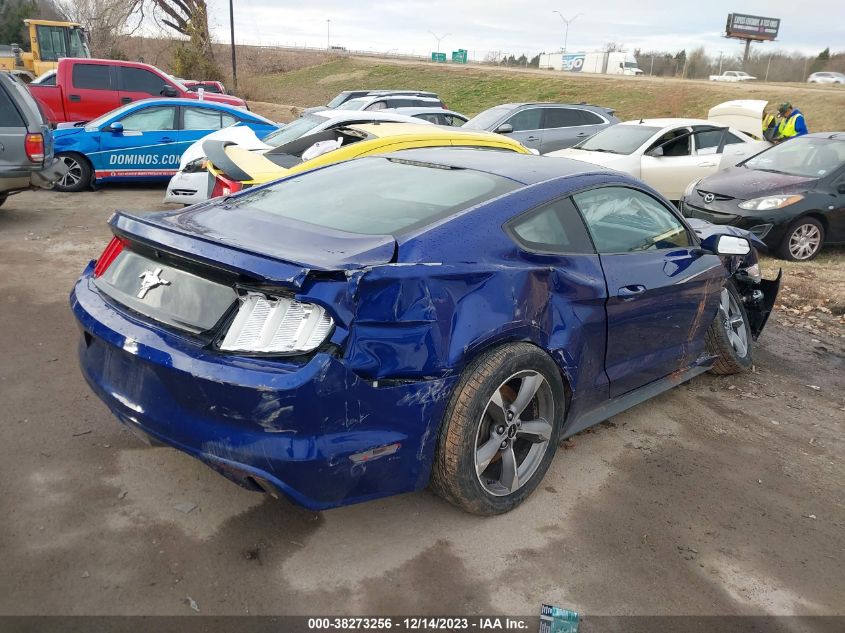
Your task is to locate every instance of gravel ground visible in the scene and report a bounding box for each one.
[0,187,842,618]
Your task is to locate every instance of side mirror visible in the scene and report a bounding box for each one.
[495,123,514,134]
[837,183,845,194]
[647,146,664,157]
[108,121,124,134]
[713,234,751,256]
[160,85,178,98]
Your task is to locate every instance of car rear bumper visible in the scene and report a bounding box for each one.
[0,157,66,193]
[71,264,456,510]
[164,170,213,205]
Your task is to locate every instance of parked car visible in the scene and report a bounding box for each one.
[164,109,429,205]
[27,58,246,124]
[462,102,618,154]
[709,71,756,82]
[807,72,845,85]
[549,101,771,201]
[303,89,441,113]
[203,122,531,195]
[681,132,845,261]
[392,107,467,126]
[0,71,65,205]
[51,98,275,192]
[335,95,445,112]
[72,148,779,514]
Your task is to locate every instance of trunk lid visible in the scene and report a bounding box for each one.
[708,100,767,139]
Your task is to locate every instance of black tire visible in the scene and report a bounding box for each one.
[431,343,564,515]
[705,282,753,375]
[777,216,824,261]
[54,153,92,193]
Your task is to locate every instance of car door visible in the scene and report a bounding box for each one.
[539,107,593,153]
[826,170,845,242]
[181,105,238,146]
[66,63,119,122]
[95,105,179,179]
[572,185,724,397]
[640,127,710,201]
[501,107,544,151]
[118,66,175,105]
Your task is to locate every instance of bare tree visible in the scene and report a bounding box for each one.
[53,0,143,57]
[149,0,213,59]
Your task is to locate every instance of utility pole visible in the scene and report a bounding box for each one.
[765,53,773,81]
[326,19,331,49]
[428,31,450,54]
[552,10,583,54]
[718,50,723,74]
[229,0,237,92]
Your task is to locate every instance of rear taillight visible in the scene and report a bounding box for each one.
[220,292,334,354]
[24,133,44,163]
[211,173,241,198]
[93,237,126,278]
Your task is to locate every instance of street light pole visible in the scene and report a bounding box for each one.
[428,30,451,54]
[326,19,331,50]
[552,11,583,54]
[229,0,237,92]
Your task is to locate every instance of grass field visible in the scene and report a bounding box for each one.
[243,56,845,130]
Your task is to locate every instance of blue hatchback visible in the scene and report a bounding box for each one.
[71,149,780,514]
[52,98,276,192]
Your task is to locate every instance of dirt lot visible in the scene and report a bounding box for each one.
[0,186,843,619]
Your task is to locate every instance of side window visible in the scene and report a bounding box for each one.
[724,132,744,145]
[118,106,176,131]
[507,197,594,254]
[648,128,691,157]
[572,186,691,253]
[505,108,542,132]
[543,108,585,129]
[693,128,725,153]
[416,113,441,124]
[120,67,168,95]
[72,64,112,90]
[446,114,464,126]
[364,101,387,111]
[36,26,67,62]
[183,107,235,130]
[579,110,605,125]
[0,83,25,127]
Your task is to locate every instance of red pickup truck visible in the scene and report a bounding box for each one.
[28,58,246,124]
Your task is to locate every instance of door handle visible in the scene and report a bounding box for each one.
[617,284,646,298]
[69,94,81,102]
[525,136,540,141]
[121,97,132,104]
[576,132,589,137]
[160,137,175,143]
[697,162,716,167]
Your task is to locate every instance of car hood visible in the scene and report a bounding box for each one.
[707,100,767,139]
[179,125,271,168]
[52,125,86,138]
[548,148,631,168]
[697,166,816,199]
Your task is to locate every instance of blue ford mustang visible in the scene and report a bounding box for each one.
[52,98,276,192]
[71,149,780,514]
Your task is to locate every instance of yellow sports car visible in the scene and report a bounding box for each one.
[203,123,532,195]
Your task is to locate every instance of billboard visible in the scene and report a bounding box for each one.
[725,13,780,41]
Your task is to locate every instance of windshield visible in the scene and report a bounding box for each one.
[85,102,140,129]
[623,61,638,68]
[744,137,845,178]
[577,125,661,154]
[463,106,512,131]
[335,98,369,111]
[227,156,520,235]
[327,92,353,108]
[262,114,327,147]
[68,28,90,57]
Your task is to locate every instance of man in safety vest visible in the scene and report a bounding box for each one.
[774,102,808,142]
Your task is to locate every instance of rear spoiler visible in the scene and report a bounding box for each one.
[202,140,254,182]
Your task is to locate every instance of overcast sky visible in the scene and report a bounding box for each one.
[203,1,843,60]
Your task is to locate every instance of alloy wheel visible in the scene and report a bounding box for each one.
[58,156,83,190]
[719,288,748,358]
[474,370,554,496]
[788,223,821,260]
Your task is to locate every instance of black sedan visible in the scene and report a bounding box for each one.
[681,133,845,260]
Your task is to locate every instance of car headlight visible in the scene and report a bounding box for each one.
[684,179,700,198]
[220,292,333,354]
[182,157,208,173]
[738,194,804,210]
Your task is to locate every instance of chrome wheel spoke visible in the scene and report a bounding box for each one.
[517,419,552,443]
[500,446,519,493]
[475,436,501,477]
[510,373,542,418]
[486,389,507,426]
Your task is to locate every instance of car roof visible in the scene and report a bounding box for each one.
[486,102,610,110]
[309,109,424,123]
[391,107,465,116]
[120,97,239,109]
[797,132,845,139]
[347,95,442,105]
[618,118,712,127]
[381,147,616,185]
[348,122,497,139]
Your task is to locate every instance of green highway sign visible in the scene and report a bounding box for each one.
[452,49,468,64]
[431,52,447,62]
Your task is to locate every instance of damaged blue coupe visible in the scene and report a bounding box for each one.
[71,149,779,514]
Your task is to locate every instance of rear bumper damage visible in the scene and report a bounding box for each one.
[71,265,456,510]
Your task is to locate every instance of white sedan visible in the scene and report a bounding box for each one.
[547,100,771,201]
[164,109,430,205]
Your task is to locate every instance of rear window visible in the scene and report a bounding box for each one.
[72,64,112,90]
[0,80,25,127]
[227,156,520,235]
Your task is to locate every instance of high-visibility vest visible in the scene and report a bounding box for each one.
[777,113,802,138]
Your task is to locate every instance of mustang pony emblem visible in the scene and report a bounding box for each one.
[137,268,170,298]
